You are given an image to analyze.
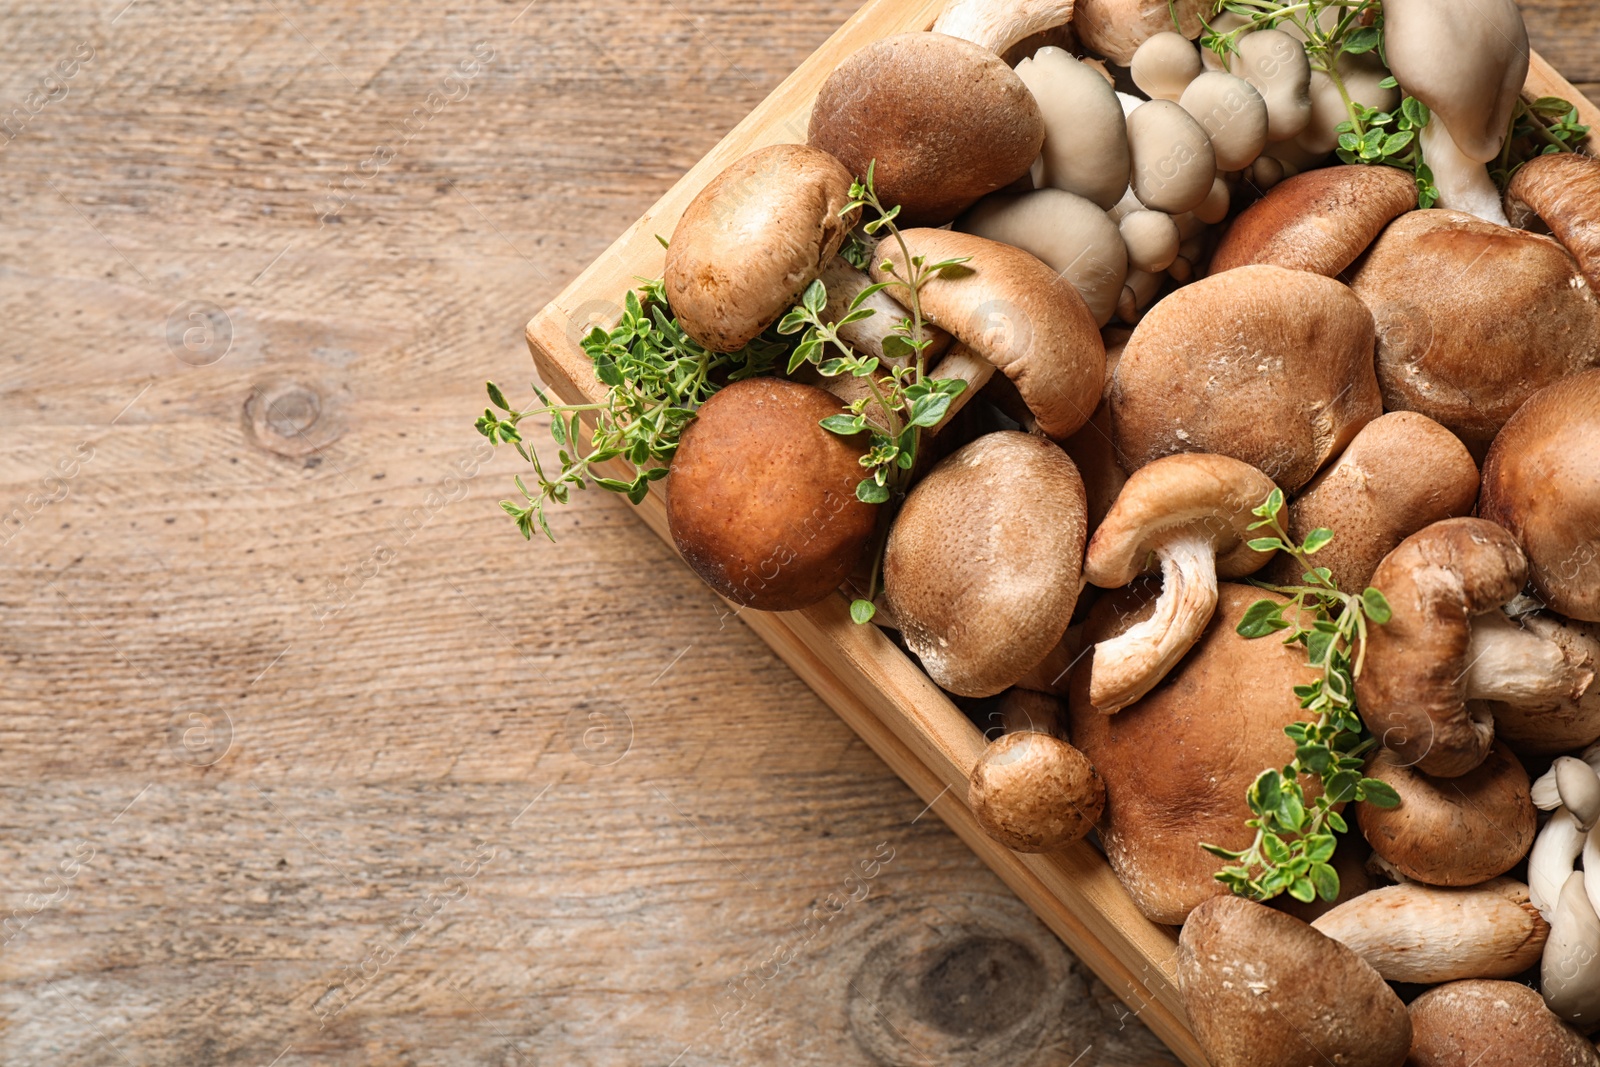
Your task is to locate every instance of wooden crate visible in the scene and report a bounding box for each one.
[526,4,1600,1061]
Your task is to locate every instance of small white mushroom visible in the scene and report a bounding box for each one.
[1199,13,1251,72]
[1178,71,1269,172]
[1542,871,1600,1028]
[1246,154,1285,191]
[1555,757,1600,831]
[1107,185,1146,222]
[1116,267,1165,324]
[1119,210,1181,273]
[1125,100,1217,215]
[1191,176,1230,225]
[931,0,1078,56]
[1130,32,1202,102]
[1013,48,1131,211]
[1233,29,1312,143]
[1530,807,1587,920]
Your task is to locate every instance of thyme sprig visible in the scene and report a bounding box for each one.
[1200,489,1399,904]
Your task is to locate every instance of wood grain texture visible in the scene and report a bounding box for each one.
[0,2,1593,1066]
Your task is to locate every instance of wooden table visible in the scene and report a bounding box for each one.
[0,2,1593,1064]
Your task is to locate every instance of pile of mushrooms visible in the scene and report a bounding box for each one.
[618,0,1600,1062]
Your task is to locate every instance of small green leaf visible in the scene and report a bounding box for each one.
[802,278,827,314]
[1359,779,1401,808]
[1309,862,1341,901]
[486,381,511,410]
[1247,537,1287,553]
[1343,26,1381,54]
[1286,876,1316,903]
[850,599,877,625]
[1301,528,1335,555]
[1362,588,1392,624]
[856,479,891,504]
[1237,599,1290,639]
[820,414,868,436]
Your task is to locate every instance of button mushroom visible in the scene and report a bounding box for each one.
[883,432,1087,697]
[956,188,1128,327]
[1125,99,1218,215]
[1350,210,1600,454]
[1130,31,1201,102]
[1177,70,1269,172]
[1507,151,1600,293]
[663,144,860,352]
[967,729,1105,852]
[1011,46,1131,211]
[1383,0,1529,225]
[1265,411,1479,594]
[1177,896,1412,1067]
[1481,369,1600,623]
[1068,584,1324,923]
[665,379,878,611]
[930,0,1075,56]
[1232,29,1312,143]
[1356,744,1536,887]
[1209,165,1417,277]
[1081,453,1279,712]
[870,228,1105,440]
[1407,979,1600,1067]
[807,33,1044,226]
[1310,878,1549,984]
[1110,264,1382,492]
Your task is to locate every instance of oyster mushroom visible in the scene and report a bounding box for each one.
[1232,29,1312,143]
[1543,871,1600,1030]
[1081,453,1279,712]
[1111,264,1381,492]
[872,228,1105,439]
[884,432,1087,697]
[1530,807,1588,920]
[1129,31,1201,102]
[1537,757,1600,832]
[1177,896,1411,1067]
[664,144,859,352]
[1209,165,1417,277]
[967,729,1105,852]
[1350,211,1600,454]
[1481,369,1600,623]
[1383,0,1529,224]
[1177,71,1269,172]
[666,379,877,611]
[1117,209,1180,274]
[1310,877,1549,983]
[1125,99,1217,214]
[1507,151,1600,292]
[808,33,1044,226]
[1408,979,1600,1066]
[1011,46,1131,211]
[956,188,1128,327]
[1357,743,1536,887]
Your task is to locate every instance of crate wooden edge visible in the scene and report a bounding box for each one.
[522,2,1600,1059]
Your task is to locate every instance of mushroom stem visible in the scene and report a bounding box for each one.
[1465,610,1595,708]
[1089,531,1219,712]
[1420,121,1511,226]
[1529,807,1585,921]
[931,0,1076,56]
[929,346,998,434]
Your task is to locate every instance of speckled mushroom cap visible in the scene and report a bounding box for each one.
[1356,517,1528,777]
[663,144,858,353]
[967,731,1105,852]
[1407,980,1600,1067]
[873,229,1105,440]
[1508,151,1600,292]
[1177,896,1412,1067]
[807,33,1044,227]
[1268,411,1480,592]
[1482,369,1600,623]
[1350,209,1600,452]
[1111,264,1381,492]
[1358,744,1536,886]
[1068,584,1323,924]
[883,432,1087,698]
[1209,165,1417,277]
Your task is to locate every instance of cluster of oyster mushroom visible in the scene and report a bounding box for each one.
[637,0,1600,1062]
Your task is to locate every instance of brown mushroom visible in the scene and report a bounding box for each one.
[663,144,859,352]
[1266,411,1479,593]
[884,432,1087,697]
[807,33,1043,226]
[1069,584,1323,923]
[816,256,952,366]
[1177,896,1412,1067]
[1507,151,1600,293]
[1071,0,1204,66]
[666,379,877,611]
[1081,454,1279,712]
[872,229,1105,439]
[968,729,1105,852]
[1349,209,1600,453]
[1209,165,1418,277]
[1481,369,1600,623]
[1111,264,1381,492]
[1476,611,1600,756]
[1407,980,1600,1067]
[1357,744,1536,887]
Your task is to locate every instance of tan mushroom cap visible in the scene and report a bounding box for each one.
[664,144,859,353]
[1267,411,1479,593]
[1357,744,1536,887]
[1012,46,1131,212]
[1408,980,1600,1067]
[967,731,1105,852]
[1209,165,1417,277]
[1072,0,1203,65]
[1234,29,1313,143]
[873,229,1104,439]
[1177,896,1412,1067]
[1069,584,1323,923]
[1111,264,1381,492]
[884,432,1087,698]
[1508,151,1600,293]
[1130,31,1201,101]
[667,379,878,612]
[1482,369,1600,623]
[1350,209,1600,452]
[807,33,1043,227]
[1356,517,1528,777]
[1178,71,1269,172]
[1126,99,1217,215]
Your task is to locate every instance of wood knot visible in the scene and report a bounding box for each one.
[243,378,342,459]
